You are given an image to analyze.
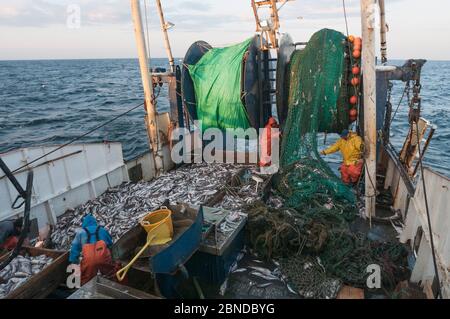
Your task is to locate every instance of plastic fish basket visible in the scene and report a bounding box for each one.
[139,207,174,245]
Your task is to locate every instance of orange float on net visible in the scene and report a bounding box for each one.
[350,96,358,105]
[353,50,361,59]
[352,66,360,75]
[351,77,360,86]
[349,108,358,117]
[353,37,362,51]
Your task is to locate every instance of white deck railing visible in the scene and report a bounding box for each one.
[0,142,128,229]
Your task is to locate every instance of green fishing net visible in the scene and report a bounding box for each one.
[246,29,409,295]
[188,38,252,132]
[277,28,354,206]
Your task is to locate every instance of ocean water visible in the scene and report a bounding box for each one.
[0,59,449,177]
[0,58,170,161]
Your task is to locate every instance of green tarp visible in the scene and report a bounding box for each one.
[187,38,252,131]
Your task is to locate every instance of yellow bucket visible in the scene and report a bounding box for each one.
[139,206,173,245]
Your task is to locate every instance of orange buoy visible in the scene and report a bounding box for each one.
[350,96,358,105]
[349,115,358,123]
[348,35,355,43]
[352,66,360,75]
[351,77,360,86]
[353,37,362,51]
[353,50,361,59]
[349,108,358,117]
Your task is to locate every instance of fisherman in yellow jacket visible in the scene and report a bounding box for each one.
[320,129,364,185]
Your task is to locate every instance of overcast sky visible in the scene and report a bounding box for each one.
[0,0,448,61]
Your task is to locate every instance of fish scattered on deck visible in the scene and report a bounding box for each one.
[51,163,266,250]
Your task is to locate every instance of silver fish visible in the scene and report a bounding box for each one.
[287,284,298,295]
[0,254,53,299]
[229,262,238,273]
[219,278,228,296]
[232,268,247,273]
[250,271,279,281]
[248,266,275,277]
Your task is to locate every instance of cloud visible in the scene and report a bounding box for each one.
[177,1,212,12]
[0,0,64,27]
[280,0,360,21]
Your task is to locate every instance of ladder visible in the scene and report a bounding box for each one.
[258,51,277,124]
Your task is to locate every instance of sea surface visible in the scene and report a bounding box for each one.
[0,58,449,177]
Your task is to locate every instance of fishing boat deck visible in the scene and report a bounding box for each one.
[45,160,412,299]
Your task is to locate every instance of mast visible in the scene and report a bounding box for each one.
[155,0,175,73]
[130,0,164,173]
[379,0,388,63]
[361,0,377,219]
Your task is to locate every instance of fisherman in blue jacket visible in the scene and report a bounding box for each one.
[69,214,116,285]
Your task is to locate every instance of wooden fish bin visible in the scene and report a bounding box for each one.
[186,206,247,288]
[0,247,68,299]
[67,276,161,299]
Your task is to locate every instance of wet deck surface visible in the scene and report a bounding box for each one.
[222,253,299,299]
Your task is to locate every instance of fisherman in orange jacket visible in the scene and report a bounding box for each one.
[0,218,23,252]
[321,129,364,185]
[258,117,280,167]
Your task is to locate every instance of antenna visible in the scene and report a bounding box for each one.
[155,0,175,73]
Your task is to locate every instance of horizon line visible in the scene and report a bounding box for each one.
[0,56,445,62]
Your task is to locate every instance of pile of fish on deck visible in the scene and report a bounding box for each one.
[0,254,53,298]
[51,163,264,250]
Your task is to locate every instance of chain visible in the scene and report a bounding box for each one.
[383,81,394,143]
[408,62,422,124]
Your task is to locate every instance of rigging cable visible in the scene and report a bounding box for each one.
[342,0,350,38]
[389,83,409,127]
[6,101,144,176]
[414,120,443,299]
[143,0,152,63]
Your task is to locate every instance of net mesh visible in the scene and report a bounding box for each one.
[277,28,354,206]
[246,29,409,295]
